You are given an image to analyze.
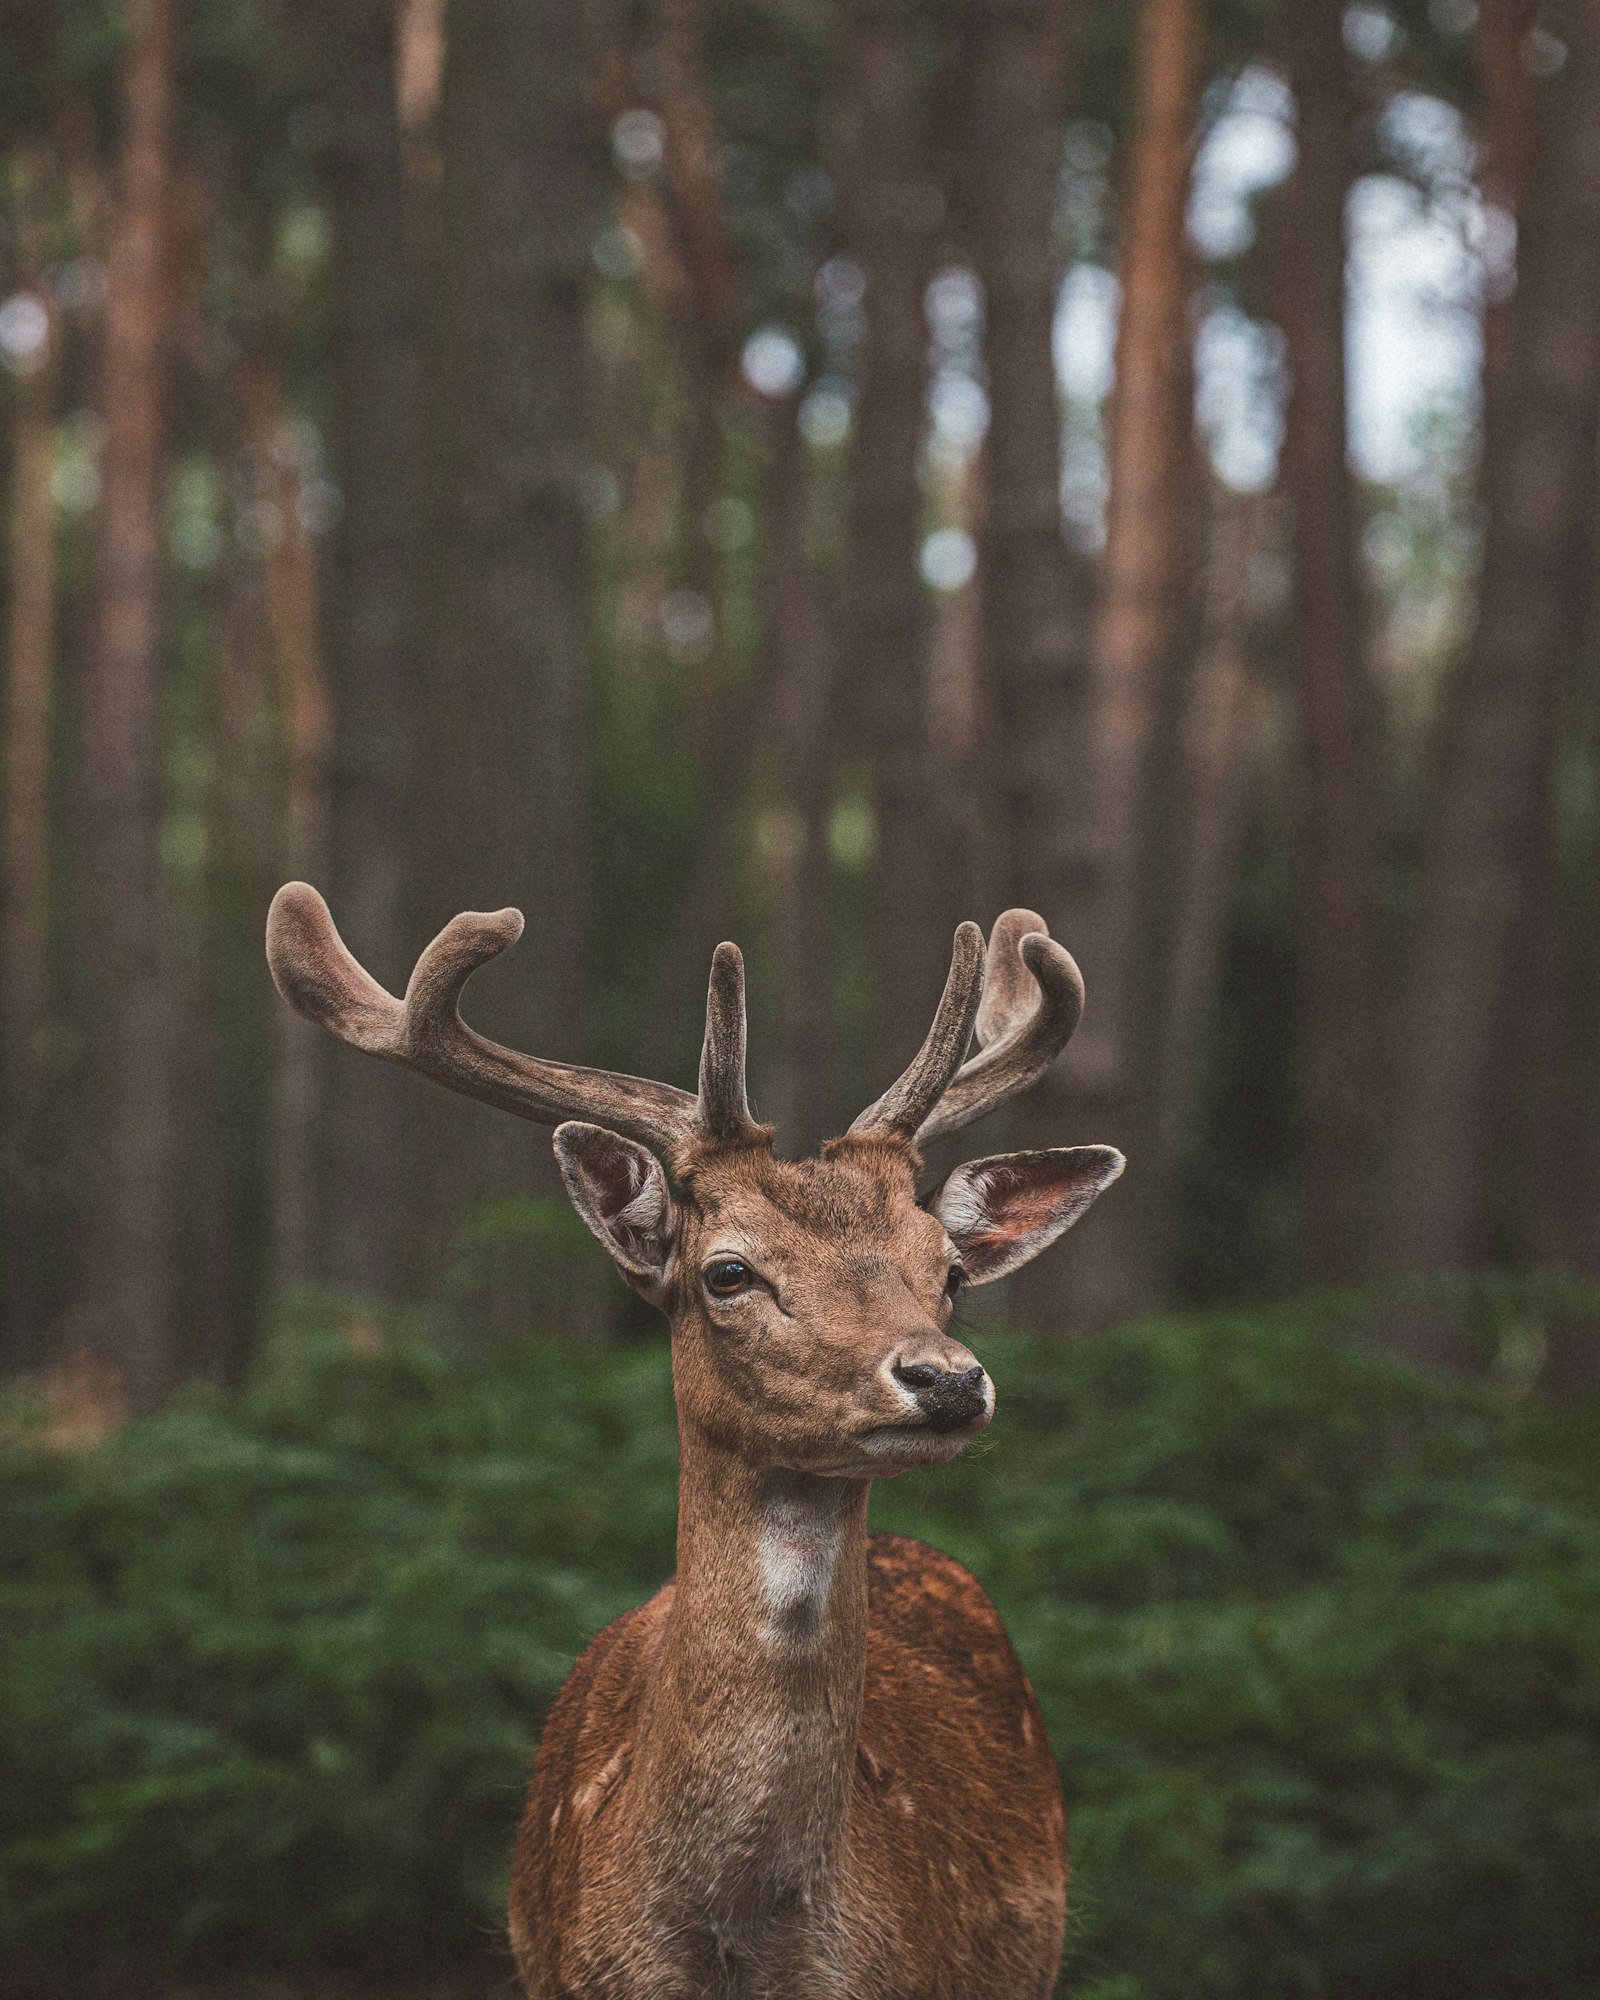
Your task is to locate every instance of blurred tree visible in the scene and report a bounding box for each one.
[1473,0,1539,409]
[1093,0,1204,1287]
[754,390,834,1153]
[409,0,596,1318]
[656,0,740,754]
[73,0,180,1410]
[238,338,329,1297]
[298,0,423,1300]
[1277,0,1382,1285]
[1161,487,1266,1179]
[1390,0,1600,1363]
[954,0,1124,1333]
[840,0,944,1084]
[626,0,760,1087]
[1,150,60,1374]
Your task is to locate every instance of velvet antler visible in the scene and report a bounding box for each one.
[265,882,765,1156]
[850,909,1086,1148]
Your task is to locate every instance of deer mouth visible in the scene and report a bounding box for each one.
[855,1408,991,1468]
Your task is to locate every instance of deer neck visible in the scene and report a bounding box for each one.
[629,1424,870,1944]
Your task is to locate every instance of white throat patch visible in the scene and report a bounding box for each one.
[757,1498,843,1647]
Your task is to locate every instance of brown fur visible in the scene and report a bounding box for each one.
[510,1537,1064,2000]
[508,1141,1071,2000]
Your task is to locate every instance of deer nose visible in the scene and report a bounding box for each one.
[891,1358,991,1433]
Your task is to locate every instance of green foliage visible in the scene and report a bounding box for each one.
[3,1293,1599,1997]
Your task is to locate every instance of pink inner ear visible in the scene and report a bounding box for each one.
[585,1139,648,1221]
[983,1169,1066,1237]
[967,1161,1093,1249]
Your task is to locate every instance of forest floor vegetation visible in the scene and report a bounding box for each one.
[3,1274,1598,2000]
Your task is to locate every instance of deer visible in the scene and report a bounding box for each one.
[266,884,1123,2000]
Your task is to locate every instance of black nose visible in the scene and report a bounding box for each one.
[892,1360,989,1433]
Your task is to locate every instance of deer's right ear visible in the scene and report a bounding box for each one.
[554,1121,678,1300]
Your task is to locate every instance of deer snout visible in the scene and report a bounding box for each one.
[889,1354,992,1433]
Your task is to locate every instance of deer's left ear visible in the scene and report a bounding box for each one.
[554,1121,678,1303]
[931,1146,1124,1285]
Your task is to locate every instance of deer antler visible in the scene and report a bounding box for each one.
[847,922,987,1141]
[265,882,765,1156]
[850,909,1086,1148]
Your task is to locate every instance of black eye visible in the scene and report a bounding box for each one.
[945,1263,969,1298]
[704,1258,754,1298]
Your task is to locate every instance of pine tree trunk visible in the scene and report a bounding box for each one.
[656,0,740,755]
[1160,491,1266,1169]
[1278,0,1382,1283]
[73,0,179,1411]
[1389,0,1600,1361]
[1473,0,1540,412]
[1,157,60,1376]
[309,0,423,1298]
[234,350,332,1298]
[955,0,1121,1331]
[842,0,943,1083]
[413,0,594,1318]
[1092,0,1203,1289]
[755,396,835,1156]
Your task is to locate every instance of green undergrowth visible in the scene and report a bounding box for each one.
[3,1279,1599,1999]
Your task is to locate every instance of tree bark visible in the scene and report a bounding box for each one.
[656,0,740,755]
[72,0,179,1411]
[1160,490,1267,1171]
[1278,0,1382,1283]
[630,0,752,1079]
[1,155,60,1376]
[306,0,423,1298]
[1389,0,1600,1362]
[954,0,1120,1331]
[412,0,595,1315]
[841,0,944,1086]
[755,396,835,1156]
[1473,0,1540,411]
[233,347,333,1298]
[1092,0,1204,1290]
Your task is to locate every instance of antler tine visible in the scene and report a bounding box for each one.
[698,942,764,1143]
[847,922,987,1143]
[265,882,701,1152]
[913,909,1086,1147]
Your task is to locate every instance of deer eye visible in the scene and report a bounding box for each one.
[945,1263,969,1298]
[703,1258,755,1298]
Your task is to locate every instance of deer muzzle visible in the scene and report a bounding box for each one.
[891,1358,992,1433]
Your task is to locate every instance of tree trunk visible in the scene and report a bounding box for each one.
[1,156,60,1376]
[412,0,594,1317]
[1389,0,1600,1362]
[755,396,835,1156]
[202,380,282,1383]
[1473,0,1540,411]
[307,0,423,1298]
[72,0,179,1412]
[1474,0,1600,1396]
[841,0,943,1085]
[1092,0,1204,1288]
[954,0,1120,1331]
[656,0,740,751]
[1160,490,1267,1170]
[1278,0,1382,1283]
[631,0,751,1079]
[233,348,333,1297]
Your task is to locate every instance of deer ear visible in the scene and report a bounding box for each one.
[932,1146,1124,1285]
[554,1121,677,1298]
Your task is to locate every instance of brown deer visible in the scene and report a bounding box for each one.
[266,886,1123,2000]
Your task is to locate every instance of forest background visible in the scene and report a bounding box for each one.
[2,0,1600,1995]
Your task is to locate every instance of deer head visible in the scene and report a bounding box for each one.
[266,887,1122,1476]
